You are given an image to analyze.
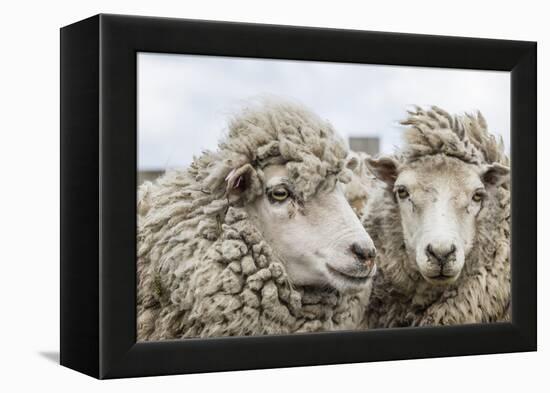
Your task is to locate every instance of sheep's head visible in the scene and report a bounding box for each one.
[215,102,377,293]
[366,106,509,286]
[225,163,376,293]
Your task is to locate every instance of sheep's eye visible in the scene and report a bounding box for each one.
[472,190,486,203]
[396,186,409,199]
[270,187,289,202]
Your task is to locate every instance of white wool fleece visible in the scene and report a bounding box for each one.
[364,106,510,327]
[137,101,372,340]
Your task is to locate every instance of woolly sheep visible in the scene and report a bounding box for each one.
[364,106,510,327]
[343,151,384,219]
[137,101,377,340]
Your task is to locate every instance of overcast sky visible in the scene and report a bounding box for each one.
[138,52,510,171]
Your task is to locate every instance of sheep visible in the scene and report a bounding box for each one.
[137,101,377,340]
[364,106,510,327]
[343,151,385,219]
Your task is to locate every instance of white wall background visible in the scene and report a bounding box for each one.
[138,53,509,170]
[0,0,546,392]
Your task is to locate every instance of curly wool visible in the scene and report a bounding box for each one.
[401,105,509,167]
[137,101,369,340]
[365,106,510,327]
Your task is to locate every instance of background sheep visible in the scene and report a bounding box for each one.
[343,151,385,219]
[137,101,377,340]
[364,106,510,327]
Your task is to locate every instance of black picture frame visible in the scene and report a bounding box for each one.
[60,14,537,379]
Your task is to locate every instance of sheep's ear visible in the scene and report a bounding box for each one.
[225,164,262,201]
[480,163,510,188]
[346,156,359,172]
[366,156,399,185]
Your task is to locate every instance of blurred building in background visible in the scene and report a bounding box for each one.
[349,136,380,156]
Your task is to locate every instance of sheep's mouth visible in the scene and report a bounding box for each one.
[426,273,455,279]
[423,272,459,285]
[325,264,374,285]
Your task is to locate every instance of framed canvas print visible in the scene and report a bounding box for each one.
[60,14,537,379]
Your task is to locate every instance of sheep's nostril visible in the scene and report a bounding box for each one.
[426,243,457,265]
[351,243,376,266]
[351,242,367,260]
[426,244,436,260]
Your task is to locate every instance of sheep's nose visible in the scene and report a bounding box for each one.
[351,242,376,266]
[426,244,456,266]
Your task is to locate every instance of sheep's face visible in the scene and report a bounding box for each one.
[244,164,377,293]
[368,156,509,286]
